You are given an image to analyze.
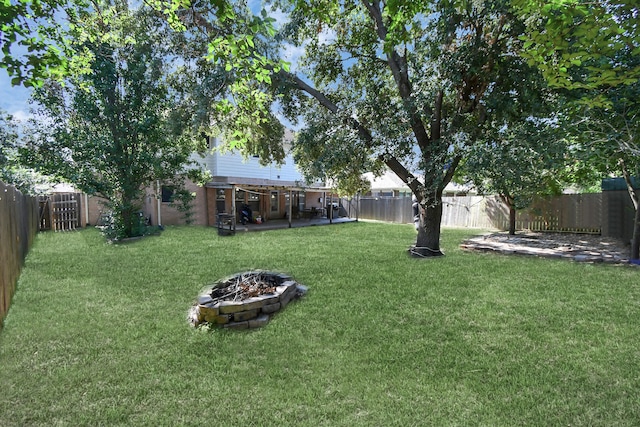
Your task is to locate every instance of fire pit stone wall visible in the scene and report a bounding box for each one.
[189,272,307,330]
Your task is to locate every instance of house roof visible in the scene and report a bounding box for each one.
[364,170,474,194]
[363,171,407,191]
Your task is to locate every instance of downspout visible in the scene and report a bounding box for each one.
[204,186,210,227]
[156,180,162,227]
[288,190,292,228]
[329,192,333,224]
[84,193,89,227]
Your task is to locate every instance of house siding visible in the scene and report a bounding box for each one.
[217,154,295,181]
[190,152,217,176]
[203,137,304,183]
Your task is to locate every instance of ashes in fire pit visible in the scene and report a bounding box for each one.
[188,271,308,330]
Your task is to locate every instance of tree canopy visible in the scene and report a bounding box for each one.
[462,117,568,234]
[0,0,82,86]
[0,109,53,194]
[248,0,549,255]
[514,0,639,92]
[2,0,289,162]
[166,0,290,158]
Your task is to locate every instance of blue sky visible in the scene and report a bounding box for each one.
[0,70,33,120]
[0,1,302,122]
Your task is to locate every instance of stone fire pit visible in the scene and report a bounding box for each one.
[188,271,308,330]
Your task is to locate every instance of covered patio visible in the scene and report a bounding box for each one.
[207,177,356,229]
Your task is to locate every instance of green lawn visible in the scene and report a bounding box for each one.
[1,223,639,426]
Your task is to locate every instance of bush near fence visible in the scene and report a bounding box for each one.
[0,182,39,327]
[358,193,602,234]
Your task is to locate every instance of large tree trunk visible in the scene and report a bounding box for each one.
[410,196,444,257]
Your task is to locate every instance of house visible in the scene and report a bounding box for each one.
[142,131,340,227]
[363,170,474,198]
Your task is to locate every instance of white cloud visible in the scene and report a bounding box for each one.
[266,7,289,29]
[280,43,305,70]
[318,28,336,45]
[0,70,33,116]
[11,109,33,123]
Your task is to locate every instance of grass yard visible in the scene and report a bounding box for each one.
[1,222,639,426]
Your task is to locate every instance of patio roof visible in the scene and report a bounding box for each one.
[205,176,329,192]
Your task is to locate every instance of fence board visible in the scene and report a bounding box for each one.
[0,182,39,327]
[38,193,82,231]
[359,193,602,234]
[52,193,79,231]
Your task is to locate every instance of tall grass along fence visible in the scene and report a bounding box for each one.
[359,193,602,234]
[0,181,39,327]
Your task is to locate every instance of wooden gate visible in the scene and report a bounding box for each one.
[38,193,82,231]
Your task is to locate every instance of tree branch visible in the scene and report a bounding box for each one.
[360,0,431,152]
[275,68,427,200]
[442,154,462,190]
[381,153,424,200]
[277,70,338,114]
[620,158,639,210]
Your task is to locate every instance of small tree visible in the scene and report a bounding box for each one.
[568,82,640,259]
[22,4,208,239]
[462,119,567,235]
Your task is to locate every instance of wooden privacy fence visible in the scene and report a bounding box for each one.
[359,193,602,234]
[0,182,39,327]
[38,192,83,231]
[481,194,601,233]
